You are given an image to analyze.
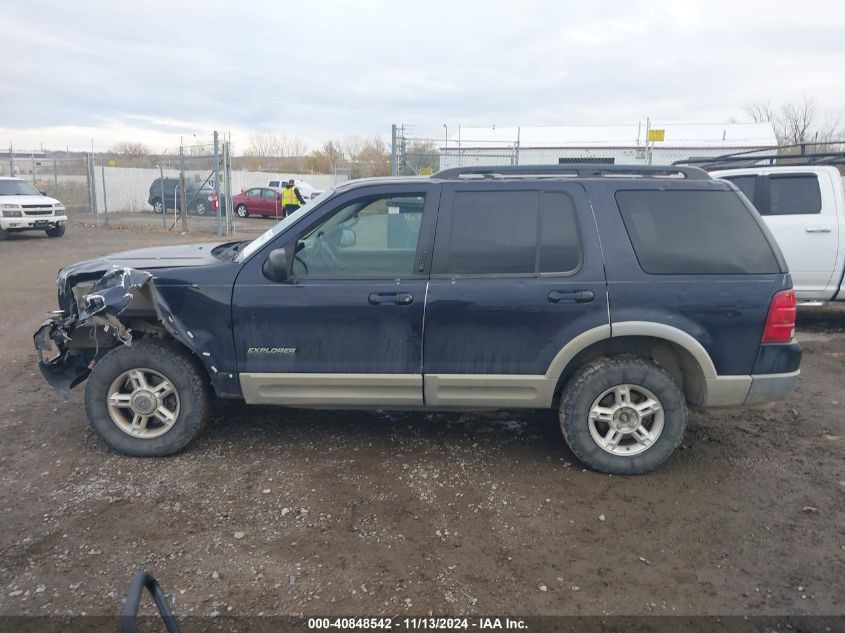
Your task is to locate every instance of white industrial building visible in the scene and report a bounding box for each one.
[439,122,777,168]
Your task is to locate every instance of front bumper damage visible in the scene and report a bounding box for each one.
[33,267,153,390]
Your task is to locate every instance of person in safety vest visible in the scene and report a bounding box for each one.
[281,179,306,216]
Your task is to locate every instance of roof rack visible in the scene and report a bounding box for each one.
[432,164,711,180]
[673,141,845,170]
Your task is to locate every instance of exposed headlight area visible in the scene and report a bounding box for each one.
[53,203,66,211]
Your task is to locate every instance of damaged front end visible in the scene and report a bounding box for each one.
[34,267,155,390]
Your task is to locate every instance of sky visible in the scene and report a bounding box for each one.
[1,0,844,153]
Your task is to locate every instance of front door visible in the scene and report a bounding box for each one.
[422,182,609,407]
[232,183,439,406]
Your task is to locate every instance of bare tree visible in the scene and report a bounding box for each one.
[780,96,817,145]
[110,141,150,156]
[745,101,776,125]
[745,96,843,150]
[279,136,308,158]
[245,133,282,157]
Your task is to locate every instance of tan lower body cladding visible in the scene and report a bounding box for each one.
[239,373,555,408]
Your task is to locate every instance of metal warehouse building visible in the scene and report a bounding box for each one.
[438,122,777,168]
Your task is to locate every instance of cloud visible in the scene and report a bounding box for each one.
[2,0,844,151]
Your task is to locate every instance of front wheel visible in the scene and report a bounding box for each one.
[84,340,210,456]
[559,357,687,475]
[45,224,66,238]
[152,199,164,214]
[236,204,249,218]
[194,201,209,216]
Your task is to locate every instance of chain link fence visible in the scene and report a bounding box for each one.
[389,125,794,174]
[3,150,93,213]
[4,134,350,236]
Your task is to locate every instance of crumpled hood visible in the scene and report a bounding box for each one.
[58,242,225,282]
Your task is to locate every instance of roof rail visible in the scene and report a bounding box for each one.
[673,141,845,170]
[432,164,711,180]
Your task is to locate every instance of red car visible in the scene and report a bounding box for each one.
[232,187,283,219]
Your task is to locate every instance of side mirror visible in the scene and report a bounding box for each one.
[339,228,356,248]
[262,247,290,282]
[38,190,47,196]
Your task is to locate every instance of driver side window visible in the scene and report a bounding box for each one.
[292,194,425,278]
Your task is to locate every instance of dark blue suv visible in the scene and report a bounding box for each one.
[34,165,801,474]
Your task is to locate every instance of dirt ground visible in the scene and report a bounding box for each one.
[0,220,843,621]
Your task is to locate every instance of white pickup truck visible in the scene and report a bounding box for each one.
[712,166,845,302]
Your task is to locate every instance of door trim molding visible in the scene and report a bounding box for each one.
[240,373,423,406]
[424,374,554,408]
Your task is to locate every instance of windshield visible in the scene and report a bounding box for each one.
[235,187,336,262]
[0,179,41,196]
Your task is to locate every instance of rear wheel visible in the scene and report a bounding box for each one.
[84,339,210,456]
[236,204,249,218]
[45,224,66,238]
[194,201,209,216]
[559,357,687,475]
[152,199,164,214]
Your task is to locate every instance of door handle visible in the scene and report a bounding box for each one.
[548,289,595,304]
[805,227,832,233]
[368,292,414,306]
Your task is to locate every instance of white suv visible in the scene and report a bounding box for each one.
[0,177,68,239]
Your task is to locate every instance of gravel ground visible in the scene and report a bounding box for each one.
[0,222,843,620]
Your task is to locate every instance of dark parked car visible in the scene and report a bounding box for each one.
[232,187,282,218]
[148,177,215,216]
[35,164,800,474]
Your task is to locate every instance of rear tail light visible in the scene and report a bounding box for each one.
[761,289,796,343]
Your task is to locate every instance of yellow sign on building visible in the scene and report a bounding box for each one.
[647,129,665,142]
[418,167,433,176]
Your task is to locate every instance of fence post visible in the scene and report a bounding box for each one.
[224,140,234,235]
[159,160,166,229]
[7,143,12,177]
[31,153,36,184]
[100,162,109,225]
[391,124,398,176]
[179,144,187,233]
[213,130,222,238]
[86,152,96,217]
[53,158,58,198]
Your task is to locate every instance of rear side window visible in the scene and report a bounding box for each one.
[723,175,756,202]
[446,191,581,274]
[616,190,780,275]
[769,174,822,215]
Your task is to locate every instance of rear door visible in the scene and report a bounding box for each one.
[262,188,282,217]
[422,181,608,408]
[719,169,839,298]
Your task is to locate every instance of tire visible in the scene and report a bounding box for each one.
[194,201,209,216]
[236,204,249,218]
[152,199,164,214]
[84,339,210,457]
[45,224,66,238]
[0,227,7,241]
[559,357,687,475]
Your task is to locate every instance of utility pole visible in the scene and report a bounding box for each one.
[391,124,398,177]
